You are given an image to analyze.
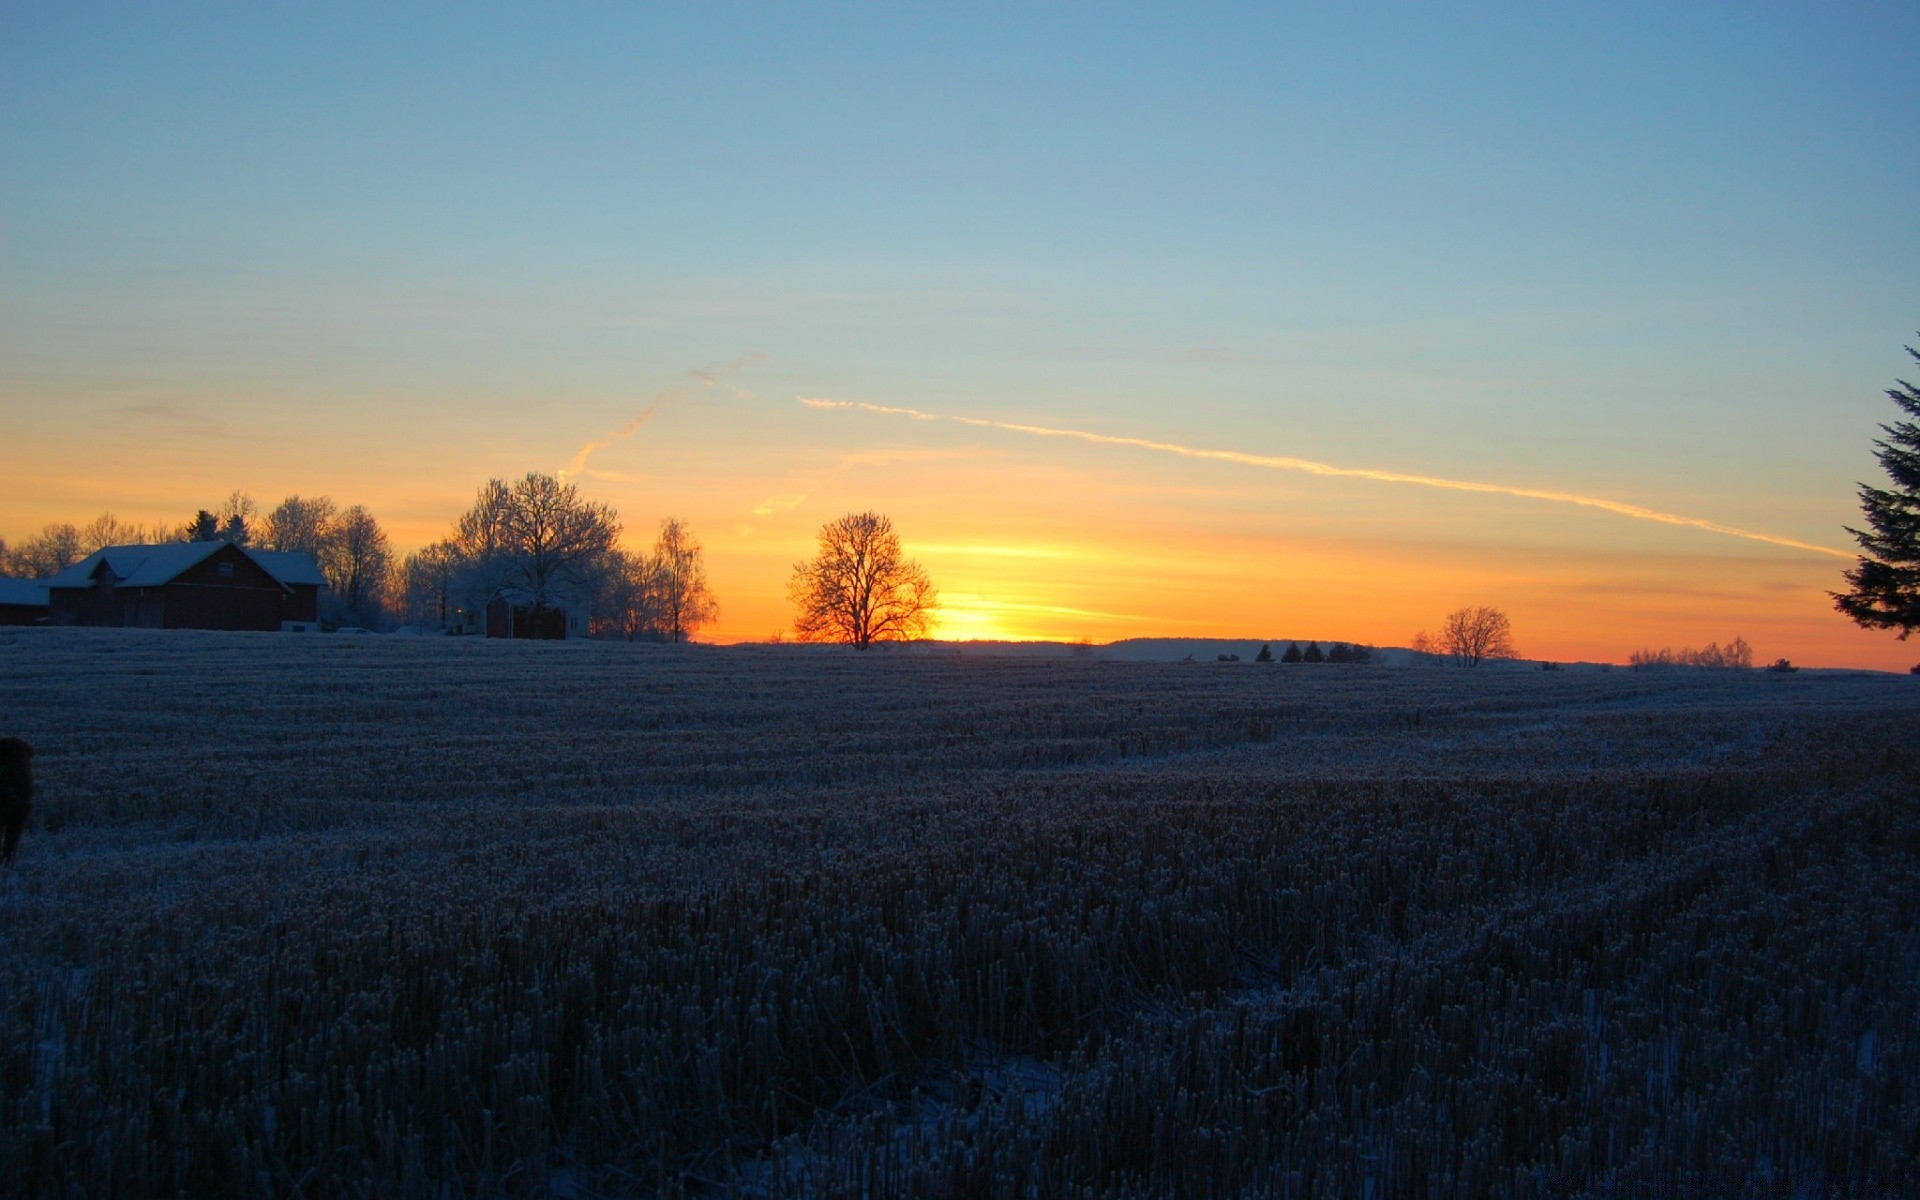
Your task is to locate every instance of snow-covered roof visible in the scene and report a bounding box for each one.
[492,586,583,608]
[46,542,222,588]
[44,542,327,591]
[0,578,49,607]
[246,549,328,587]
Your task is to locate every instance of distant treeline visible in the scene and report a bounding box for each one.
[1252,640,1375,664]
[0,474,717,640]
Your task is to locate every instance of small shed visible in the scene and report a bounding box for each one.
[0,578,49,625]
[46,542,325,631]
[485,589,586,640]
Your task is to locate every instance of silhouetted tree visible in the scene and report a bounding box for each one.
[186,510,220,541]
[6,524,82,578]
[1302,641,1325,663]
[451,473,620,620]
[331,505,392,626]
[789,511,936,647]
[590,548,664,641]
[78,513,154,553]
[399,540,460,628]
[218,491,256,545]
[1255,643,1274,662]
[1834,340,1920,639]
[1440,605,1515,667]
[262,495,341,560]
[653,517,718,642]
[1280,642,1303,663]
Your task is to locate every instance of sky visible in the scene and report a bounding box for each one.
[4,3,1919,667]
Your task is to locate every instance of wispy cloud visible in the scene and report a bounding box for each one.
[798,397,1852,560]
[561,404,660,481]
[559,354,765,482]
[751,493,806,516]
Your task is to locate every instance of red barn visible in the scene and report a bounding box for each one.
[45,542,325,631]
[0,579,49,625]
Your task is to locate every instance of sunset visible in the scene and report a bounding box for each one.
[6,5,1918,665]
[4,6,1919,1196]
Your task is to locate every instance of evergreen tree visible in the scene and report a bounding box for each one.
[1302,641,1325,663]
[186,510,219,541]
[1255,643,1274,662]
[1280,642,1303,663]
[1834,341,1920,639]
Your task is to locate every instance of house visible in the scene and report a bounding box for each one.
[485,588,586,639]
[0,579,49,625]
[45,541,326,632]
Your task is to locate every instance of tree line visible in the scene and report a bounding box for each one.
[0,474,719,641]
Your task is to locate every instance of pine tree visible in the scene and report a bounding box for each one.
[1834,341,1920,639]
[1280,642,1303,663]
[1302,641,1325,663]
[1255,643,1274,662]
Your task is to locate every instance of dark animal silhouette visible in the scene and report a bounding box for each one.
[0,737,31,866]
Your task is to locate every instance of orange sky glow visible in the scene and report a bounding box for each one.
[3,384,1908,672]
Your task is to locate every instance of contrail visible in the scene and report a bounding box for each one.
[798,397,1852,560]
[560,354,765,481]
[561,405,658,481]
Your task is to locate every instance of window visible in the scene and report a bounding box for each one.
[217,562,233,578]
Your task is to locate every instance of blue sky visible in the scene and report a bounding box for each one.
[4,3,1918,661]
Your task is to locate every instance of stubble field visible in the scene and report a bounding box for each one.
[0,628,1916,1198]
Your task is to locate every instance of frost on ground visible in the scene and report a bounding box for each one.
[0,628,1916,1197]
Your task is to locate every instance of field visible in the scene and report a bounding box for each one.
[1,628,1917,1198]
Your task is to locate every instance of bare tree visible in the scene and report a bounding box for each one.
[590,548,665,641]
[9,524,83,578]
[449,474,620,618]
[1440,605,1515,667]
[653,517,718,642]
[452,479,514,566]
[262,495,342,559]
[399,540,461,628]
[789,511,936,648]
[332,505,392,625]
[78,513,153,553]
[218,491,257,545]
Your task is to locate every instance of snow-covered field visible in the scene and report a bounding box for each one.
[1,628,1916,1196]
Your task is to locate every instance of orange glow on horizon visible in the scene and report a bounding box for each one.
[3,388,1912,673]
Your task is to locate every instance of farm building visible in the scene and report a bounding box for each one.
[0,578,49,625]
[45,541,325,632]
[485,589,586,639]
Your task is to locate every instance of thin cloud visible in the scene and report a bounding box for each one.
[797,397,1852,560]
[561,404,659,481]
[560,354,765,482]
[752,494,806,516]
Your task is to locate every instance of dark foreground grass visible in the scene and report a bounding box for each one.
[0,628,1916,1197]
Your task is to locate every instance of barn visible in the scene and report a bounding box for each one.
[0,579,49,625]
[46,542,326,632]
